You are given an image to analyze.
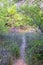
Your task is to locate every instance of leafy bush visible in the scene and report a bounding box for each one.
[25,36,43,65]
[0,0,43,33]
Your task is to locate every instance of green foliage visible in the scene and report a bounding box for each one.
[2,41,20,58]
[13,0,22,3]
[0,0,43,32]
[20,4,43,31]
[7,5,17,15]
[20,4,40,25]
[10,43,20,58]
[0,6,9,32]
[25,34,43,65]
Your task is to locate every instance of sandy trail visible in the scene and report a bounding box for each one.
[13,59,27,65]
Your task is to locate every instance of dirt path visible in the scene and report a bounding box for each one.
[9,26,36,33]
[13,59,27,65]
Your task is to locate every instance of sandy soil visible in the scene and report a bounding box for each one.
[13,59,27,65]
